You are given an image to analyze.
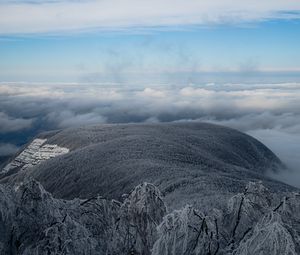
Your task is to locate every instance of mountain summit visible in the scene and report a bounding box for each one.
[0,122,291,211]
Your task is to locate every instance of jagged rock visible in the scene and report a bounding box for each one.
[0,180,166,255]
[152,205,219,255]
[234,212,297,255]
[118,183,167,255]
[273,193,300,254]
[221,181,272,250]
[152,182,300,255]
[0,180,300,254]
[8,180,100,255]
[0,184,16,255]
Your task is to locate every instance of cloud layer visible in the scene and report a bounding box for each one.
[0,111,32,133]
[248,129,300,188]
[1,0,300,34]
[1,82,299,131]
[0,82,300,187]
[0,143,19,157]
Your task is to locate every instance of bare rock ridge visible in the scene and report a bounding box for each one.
[0,179,299,254]
[0,122,291,211]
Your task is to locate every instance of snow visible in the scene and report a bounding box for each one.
[0,123,298,254]
[2,122,289,212]
[235,212,297,255]
[1,138,69,174]
[1,180,299,254]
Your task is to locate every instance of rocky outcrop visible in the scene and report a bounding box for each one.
[152,205,220,255]
[0,180,299,254]
[0,180,166,255]
[1,138,69,174]
[234,212,297,255]
[152,181,300,255]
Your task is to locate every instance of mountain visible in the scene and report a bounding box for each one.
[0,122,293,211]
[1,122,299,254]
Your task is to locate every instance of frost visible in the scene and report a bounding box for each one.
[152,181,300,255]
[222,181,271,249]
[109,182,167,255]
[1,122,286,210]
[0,180,300,254]
[0,180,166,255]
[152,205,219,255]
[235,212,297,255]
[1,139,69,174]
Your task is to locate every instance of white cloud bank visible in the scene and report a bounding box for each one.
[1,0,300,34]
[1,82,299,132]
[0,82,300,187]
[248,129,300,188]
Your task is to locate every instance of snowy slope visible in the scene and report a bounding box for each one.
[0,122,292,211]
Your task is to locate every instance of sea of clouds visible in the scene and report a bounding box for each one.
[0,82,299,187]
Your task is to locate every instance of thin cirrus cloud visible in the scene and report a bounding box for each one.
[1,0,300,34]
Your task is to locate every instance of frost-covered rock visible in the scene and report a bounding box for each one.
[0,180,300,254]
[117,183,167,255]
[272,193,300,254]
[221,181,271,250]
[1,138,69,174]
[152,205,219,255]
[0,184,16,254]
[0,180,166,255]
[5,180,100,255]
[234,212,297,255]
[152,182,300,255]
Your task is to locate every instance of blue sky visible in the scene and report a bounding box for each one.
[0,0,300,82]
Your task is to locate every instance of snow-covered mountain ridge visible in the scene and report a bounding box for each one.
[0,122,292,211]
[0,179,299,254]
[0,123,299,254]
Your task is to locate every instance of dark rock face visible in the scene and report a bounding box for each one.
[1,122,290,211]
[1,180,299,255]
